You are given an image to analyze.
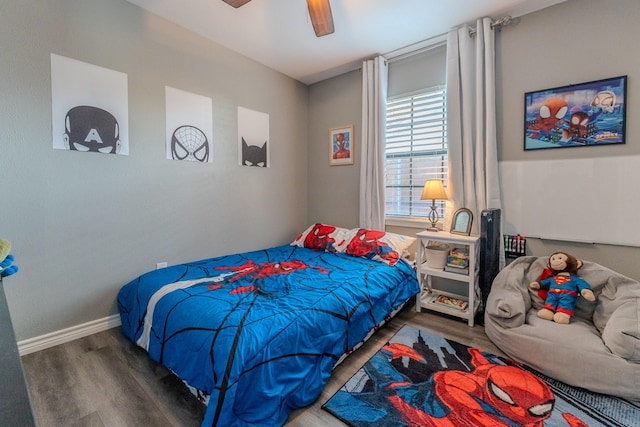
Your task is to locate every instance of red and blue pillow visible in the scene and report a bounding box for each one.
[292,224,415,267]
[339,228,415,266]
[291,223,350,253]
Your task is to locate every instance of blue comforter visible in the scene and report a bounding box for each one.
[118,245,419,426]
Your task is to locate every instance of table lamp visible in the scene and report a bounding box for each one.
[421,179,448,231]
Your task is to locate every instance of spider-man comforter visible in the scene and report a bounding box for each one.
[118,245,419,426]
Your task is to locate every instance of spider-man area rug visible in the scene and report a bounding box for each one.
[322,325,640,427]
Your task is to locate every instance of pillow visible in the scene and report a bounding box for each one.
[291,223,350,252]
[383,231,417,258]
[338,228,416,266]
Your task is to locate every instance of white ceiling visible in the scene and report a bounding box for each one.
[126,0,567,85]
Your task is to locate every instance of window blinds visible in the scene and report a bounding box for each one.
[385,87,447,218]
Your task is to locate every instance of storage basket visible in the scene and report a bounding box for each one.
[425,244,450,269]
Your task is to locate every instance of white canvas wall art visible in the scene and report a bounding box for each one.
[238,106,269,168]
[51,53,129,155]
[165,86,213,163]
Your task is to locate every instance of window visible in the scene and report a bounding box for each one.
[385,86,447,220]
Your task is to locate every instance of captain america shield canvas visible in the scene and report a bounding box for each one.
[51,53,129,155]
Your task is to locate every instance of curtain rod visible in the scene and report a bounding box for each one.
[385,15,513,63]
[469,15,513,36]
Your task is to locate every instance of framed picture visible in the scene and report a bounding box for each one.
[524,75,627,150]
[450,208,473,236]
[329,125,354,166]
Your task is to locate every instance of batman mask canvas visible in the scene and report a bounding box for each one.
[242,138,267,167]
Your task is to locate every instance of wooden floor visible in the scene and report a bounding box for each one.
[22,307,504,426]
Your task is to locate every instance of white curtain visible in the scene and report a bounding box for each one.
[359,56,388,230]
[446,18,502,249]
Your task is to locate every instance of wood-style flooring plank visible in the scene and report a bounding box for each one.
[66,411,105,427]
[22,306,501,427]
[22,344,99,426]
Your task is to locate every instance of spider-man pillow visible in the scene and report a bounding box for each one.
[338,228,415,266]
[291,223,350,252]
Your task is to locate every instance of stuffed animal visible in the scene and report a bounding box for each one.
[0,238,19,278]
[529,252,583,301]
[0,238,10,261]
[0,254,19,278]
[529,252,594,324]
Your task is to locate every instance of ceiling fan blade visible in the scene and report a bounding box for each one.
[307,0,334,37]
[222,0,251,8]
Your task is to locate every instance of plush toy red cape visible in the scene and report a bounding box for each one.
[529,252,594,324]
[529,251,584,301]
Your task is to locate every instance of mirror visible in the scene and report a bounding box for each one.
[450,208,473,235]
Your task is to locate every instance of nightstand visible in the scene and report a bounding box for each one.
[415,230,480,326]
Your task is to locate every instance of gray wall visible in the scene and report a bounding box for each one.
[3,0,639,342]
[496,0,640,279]
[0,0,309,340]
[308,0,640,280]
[498,0,640,161]
[307,69,362,228]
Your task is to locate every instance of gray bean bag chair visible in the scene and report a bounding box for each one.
[484,256,640,400]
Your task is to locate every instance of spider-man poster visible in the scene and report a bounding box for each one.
[324,325,640,426]
[524,76,626,151]
[329,125,354,166]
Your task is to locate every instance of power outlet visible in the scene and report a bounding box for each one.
[156,262,168,270]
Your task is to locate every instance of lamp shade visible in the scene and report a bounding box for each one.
[421,179,448,200]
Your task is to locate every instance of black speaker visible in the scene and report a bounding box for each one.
[476,208,501,325]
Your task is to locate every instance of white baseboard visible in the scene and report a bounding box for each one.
[18,314,122,356]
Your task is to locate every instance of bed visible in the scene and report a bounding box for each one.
[117,225,419,426]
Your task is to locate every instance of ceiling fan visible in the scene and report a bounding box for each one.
[222,0,334,37]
